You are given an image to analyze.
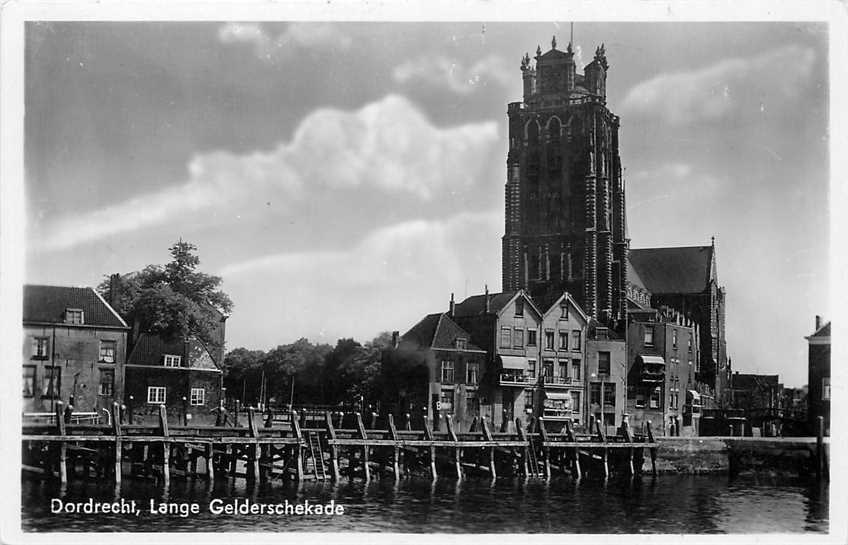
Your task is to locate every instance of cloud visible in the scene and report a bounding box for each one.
[217,22,351,61]
[393,55,513,95]
[37,95,499,251]
[621,45,816,126]
[220,211,503,346]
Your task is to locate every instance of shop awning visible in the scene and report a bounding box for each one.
[544,391,571,401]
[638,355,666,366]
[500,356,527,369]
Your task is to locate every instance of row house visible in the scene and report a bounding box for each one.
[626,306,701,436]
[22,285,129,418]
[806,316,830,436]
[585,325,626,435]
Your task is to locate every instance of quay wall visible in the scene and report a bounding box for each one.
[645,436,826,476]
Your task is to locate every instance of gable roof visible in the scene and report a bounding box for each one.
[401,313,484,352]
[453,291,518,317]
[127,332,221,369]
[23,285,128,328]
[538,291,589,322]
[809,321,831,339]
[629,246,714,295]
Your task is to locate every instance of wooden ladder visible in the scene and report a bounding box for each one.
[306,431,327,480]
[526,435,542,477]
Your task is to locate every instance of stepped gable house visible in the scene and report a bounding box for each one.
[22,285,129,415]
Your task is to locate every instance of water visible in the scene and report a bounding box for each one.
[21,474,828,533]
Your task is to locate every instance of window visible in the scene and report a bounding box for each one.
[590,382,601,405]
[163,354,182,367]
[455,338,467,350]
[515,298,524,316]
[543,360,554,378]
[42,367,60,398]
[545,330,555,350]
[440,390,453,411]
[466,394,480,417]
[31,337,49,359]
[98,369,114,396]
[558,360,568,379]
[598,351,611,375]
[147,386,166,404]
[688,336,693,353]
[500,327,512,348]
[466,362,480,385]
[528,359,537,379]
[571,360,581,380]
[560,304,569,320]
[65,308,84,324]
[604,383,616,407]
[644,327,655,346]
[524,389,535,411]
[23,366,36,398]
[571,330,581,351]
[558,331,568,350]
[441,360,455,384]
[823,377,831,401]
[190,387,205,406]
[527,329,537,346]
[672,329,678,349]
[649,387,661,409]
[99,340,117,363]
[514,328,524,348]
[570,391,580,412]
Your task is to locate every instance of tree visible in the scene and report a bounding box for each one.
[98,241,233,349]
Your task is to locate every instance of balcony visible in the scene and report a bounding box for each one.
[543,376,583,388]
[499,371,535,386]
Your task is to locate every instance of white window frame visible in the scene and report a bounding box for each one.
[163,354,182,367]
[147,386,166,404]
[32,337,49,358]
[65,308,84,325]
[99,340,116,363]
[190,387,205,406]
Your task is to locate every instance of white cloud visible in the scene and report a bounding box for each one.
[621,45,816,126]
[217,22,351,61]
[38,95,498,251]
[393,55,513,95]
[220,211,503,346]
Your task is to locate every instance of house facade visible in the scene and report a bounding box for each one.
[22,285,129,417]
[585,325,626,434]
[806,316,830,435]
[626,306,701,436]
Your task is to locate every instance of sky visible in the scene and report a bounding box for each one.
[24,21,829,387]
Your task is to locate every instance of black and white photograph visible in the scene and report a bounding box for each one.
[1,1,844,542]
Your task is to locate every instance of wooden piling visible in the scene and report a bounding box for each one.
[816,415,826,479]
[206,443,215,480]
[481,416,496,479]
[424,417,437,479]
[388,414,401,479]
[112,402,122,484]
[291,411,304,481]
[646,420,657,476]
[247,407,258,481]
[516,418,530,477]
[356,412,370,481]
[158,404,170,487]
[538,417,551,480]
[621,418,634,476]
[594,420,608,479]
[55,402,67,484]
[325,411,341,481]
[444,416,462,479]
[565,420,581,479]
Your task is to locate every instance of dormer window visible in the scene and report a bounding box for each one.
[163,354,182,367]
[455,338,467,351]
[65,308,84,325]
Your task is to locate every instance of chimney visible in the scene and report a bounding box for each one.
[484,284,490,314]
[108,273,122,308]
[449,293,455,318]
[391,331,399,349]
[815,315,823,331]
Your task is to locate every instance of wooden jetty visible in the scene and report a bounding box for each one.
[22,402,658,485]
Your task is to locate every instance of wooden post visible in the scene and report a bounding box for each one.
[234,400,241,427]
[445,416,462,479]
[325,411,340,481]
[55,401,67,484]
[481,416,496,479]
[404,413,412,431]
[206,443,215,480]
[247,407,258,481]
[816,415,825,479]
[595,419,608,479]
[112,402,122,485]
[516,417,530,477]
[646,420,657,476]
[291,411,304,481]
[424,417,437,479]
[538,417,551,480]
[565,420,581,479]
[356,412,371,481]
[388,414,401,479]
[370,411,377,430]
[621,417,634,475]
[158,404,170,487]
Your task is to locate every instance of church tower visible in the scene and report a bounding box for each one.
[502,38,628,325]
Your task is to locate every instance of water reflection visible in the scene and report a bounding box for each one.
[22,473,828,534]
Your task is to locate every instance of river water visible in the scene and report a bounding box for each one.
[21,474,828,533]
